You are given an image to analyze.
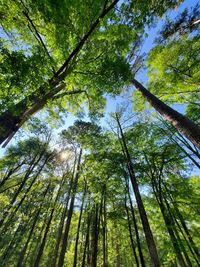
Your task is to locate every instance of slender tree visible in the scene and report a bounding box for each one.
[115,113,160,267]
[73,181,87,267]
[58,148,82,267]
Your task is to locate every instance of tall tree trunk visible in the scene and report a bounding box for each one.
[0,153,52,235]
[73,182,86,267]
[161,183,200,265]
[33,207,54,267]
[173,213,200,266]
[101,185,108,267]
[162,195,193,267]
[17,183,51,267]
[116,242,121,267]
[124,196,140,267]
[33,174,64,267]
[171,137,200,169]
[0,1,119,147]
[0,161,25,189]
[0,222,24,266]
[90,204,99,267]
[153,185,187,267]
[116,114,160,267]
[51,156,77,267]
[125,175,146,267]
[58,148,82,267]
[81,212,92,267]
[0,148,46,228]
[167,189,200,262]
[0,154,38,224]
[132,79,200,149]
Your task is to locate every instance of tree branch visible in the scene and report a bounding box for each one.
[52,89,87,100]
[19,0,56,73]
[52,0,119,82]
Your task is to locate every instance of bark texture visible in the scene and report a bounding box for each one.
[132,79,200,149]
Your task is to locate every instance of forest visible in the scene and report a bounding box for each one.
[0,0,199,266]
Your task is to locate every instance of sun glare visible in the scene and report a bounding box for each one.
[59,151,70,161]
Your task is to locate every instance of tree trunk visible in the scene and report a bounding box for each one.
[81,212,92,267]
[162,195,193,267]
[33,174,64,267]
[0,153,51,235]
[124,196,140,267]
[73,182,86,267]
[153,186,187,267]
[171,137,200,169]
[116,242,121,267]
[125,175,146,267]
[173,213,200,266]
[51,157,77,267]
[0,1,119,147]
[90,204,99,267]
[17,183,51,267]
[162,183,200,265]
[0,152,40,222]
[1,222,24,266]
[132,79,200,149]
[116,114,160,267]
[33,207,54,267]
[0,161,25,189]
[102,185,108,267]
[58,148,82,267]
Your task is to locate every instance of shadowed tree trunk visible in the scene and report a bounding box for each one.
[152,184,187,267]
[116,114,160,267]
[16,183,51,267]
[0,144,48,228]
[58,148,82,267]
[101,185,108,267]
[33,207,55,267]
[1,222,25,266]
[159,181,200,265]
[51,155,77,267]
[124,195,140,267]
[116,242,121,267]
[90,204,99,267]
[0,152,52,235]
[33,173,65,267]
[124,174,146,267]
[132,79,200,149]
[0,161,25,189]
[173,212,200,266]
[164,197,193,267]
[0,152,41,227]
[73,182,87,267]
[81,211,92,267]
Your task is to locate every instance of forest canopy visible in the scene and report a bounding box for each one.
[0,0,199,266]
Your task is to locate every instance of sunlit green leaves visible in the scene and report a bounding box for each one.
[147,36,200,104]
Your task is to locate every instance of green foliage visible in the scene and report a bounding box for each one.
[147,36,200,103]
[0,1,199,266]
[0,118,199,266]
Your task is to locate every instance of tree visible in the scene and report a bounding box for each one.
[0,0,182,146]
[1,1,200,266]
[115,112,160,267]
[132,78,200,149]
